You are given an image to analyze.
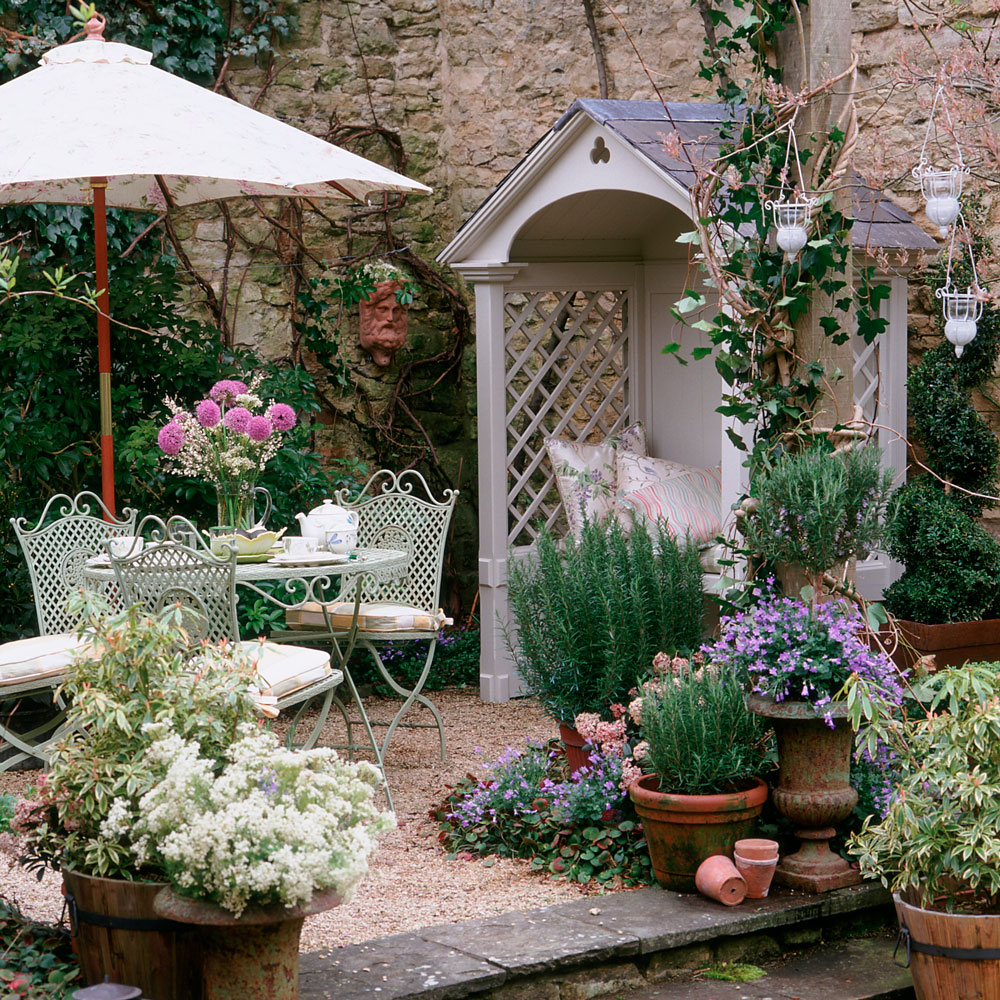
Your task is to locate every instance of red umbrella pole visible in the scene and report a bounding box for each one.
[92,177,115,518]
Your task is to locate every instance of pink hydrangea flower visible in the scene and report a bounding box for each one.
[209,379,249,404]
[157,422,186,455]
[268,403,296,432]
[628,697,644,726]
[195,399,221,427]
[223,406,252,434]
[573,712,600,741]
[247,415,272,442]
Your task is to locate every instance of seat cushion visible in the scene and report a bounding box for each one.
[620,466,723,547]
[236,641,332,698]
[285,602,451,633]
[545,422,647,538]
[0,633,88,687]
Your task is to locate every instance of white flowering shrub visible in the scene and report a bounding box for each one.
[106,724,394,917]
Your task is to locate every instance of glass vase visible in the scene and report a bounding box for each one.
[215,482,256,533]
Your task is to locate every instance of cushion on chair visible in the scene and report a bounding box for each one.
[614,450,699,531]
[620,466,723,547]
[235,640,331,698]
[0,633,89,687]
[285,602,451,633]
[545,422,647,538]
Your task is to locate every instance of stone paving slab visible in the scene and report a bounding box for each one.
[614,933,913,999]
[299,933,506,1000]
[418,904,641,977]
[544,883,891,954]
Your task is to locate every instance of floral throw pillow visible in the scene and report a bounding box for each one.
[620,466,723,547]
[614,450,695,532]
[545,422,647,538]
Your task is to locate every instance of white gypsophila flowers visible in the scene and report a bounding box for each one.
[132,724,394,917]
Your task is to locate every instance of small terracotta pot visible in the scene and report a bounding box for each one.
[734,838,780,898]
[558,723,594,774]
[695,855,746,906]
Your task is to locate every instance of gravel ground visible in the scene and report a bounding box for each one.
[1,689,604,951]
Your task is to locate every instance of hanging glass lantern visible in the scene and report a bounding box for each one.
[937,286,984,357]
[913,86,969,239]
[765,198,816,261]
[914,164,967,238]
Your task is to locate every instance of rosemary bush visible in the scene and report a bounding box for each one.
[635,659,771,795]
[506,519,704,723]
[744,445,895,577]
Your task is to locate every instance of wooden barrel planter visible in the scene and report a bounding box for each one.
[894,892,1000,1000]
[63,870,202,1000]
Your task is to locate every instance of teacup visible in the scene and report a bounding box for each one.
[283,536,318,557]
[109,535,144,559]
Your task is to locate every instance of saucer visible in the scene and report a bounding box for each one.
[269,552,350,567]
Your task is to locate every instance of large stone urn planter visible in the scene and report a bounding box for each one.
[63,869,201,1000]
[154,887,341,1000]
[628,773,768,892]
[894,891,1000,1000]
[747,695,860,893]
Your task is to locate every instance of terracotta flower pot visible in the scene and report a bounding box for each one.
[154,887,341,1000]
[695,855,746,906]
[628,773,768,892]
[559,723,594,774]
[734,838,780,898]
[747,695,860,893]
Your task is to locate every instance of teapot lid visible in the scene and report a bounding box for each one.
[307,498,349,517]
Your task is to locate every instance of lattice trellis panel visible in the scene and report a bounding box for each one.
[853,333,882,429]
[504,289,630,547]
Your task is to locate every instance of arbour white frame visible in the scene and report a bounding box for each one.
[441,100,929,702]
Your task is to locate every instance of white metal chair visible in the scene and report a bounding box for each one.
[330,469,458,763]
[110,516,343,751]
[0,492,137,771]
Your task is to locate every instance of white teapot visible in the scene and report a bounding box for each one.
[295,499,359,552]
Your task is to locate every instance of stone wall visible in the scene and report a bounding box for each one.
[175,1,997,605]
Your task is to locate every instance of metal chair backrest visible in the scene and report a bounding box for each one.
[335,469,458,612]
[110,515,239,645]
[11,491,138,635]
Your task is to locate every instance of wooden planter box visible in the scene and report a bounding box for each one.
[886,618,1000,669]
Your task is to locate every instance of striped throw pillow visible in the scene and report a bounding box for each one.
[621,467,723,546]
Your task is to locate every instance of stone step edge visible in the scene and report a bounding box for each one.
[300,882,894,1000]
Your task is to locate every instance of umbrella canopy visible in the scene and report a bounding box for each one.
[0,16,431,514]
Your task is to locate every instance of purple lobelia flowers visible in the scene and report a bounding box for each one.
[703,585,906,726]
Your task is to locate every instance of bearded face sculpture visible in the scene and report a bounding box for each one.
[359,280,409,366]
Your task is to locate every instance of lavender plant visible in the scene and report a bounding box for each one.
[704,586,906,724]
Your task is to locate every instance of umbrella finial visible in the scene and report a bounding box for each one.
[85,12,106,42]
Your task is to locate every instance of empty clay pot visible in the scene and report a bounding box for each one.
[734,838,780,898]
[695,855,747,906]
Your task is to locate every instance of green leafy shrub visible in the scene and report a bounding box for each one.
[882,225,1000,625]
[0,896,79,999]
[848,662,1000,912]
[506,519,704,723]
[744,445,895,577]
[435,743,653,887]
[635,658,772,794]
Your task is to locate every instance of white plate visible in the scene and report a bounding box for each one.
[268,552,350,567]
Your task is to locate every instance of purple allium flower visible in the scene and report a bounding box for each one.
[247,415,272,442]
[223,406,252,434]
[157,422,186,455]
[195,399,221,428]
[268,403,297,432]
[173,410,191,424]
[209,379,249,404]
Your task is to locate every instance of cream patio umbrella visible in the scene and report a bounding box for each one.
[0,14,431,516]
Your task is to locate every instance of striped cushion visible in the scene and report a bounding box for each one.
[0,633,88,687]
[615,450,696,532]
[236,641,331,698]
[285,602,451,633]
[621,467,723,547]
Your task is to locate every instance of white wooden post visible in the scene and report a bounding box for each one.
[453,263,524,701]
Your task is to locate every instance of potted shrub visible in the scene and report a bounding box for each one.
[847,662,1000,999]
[881,245,1000,667]
[506,518,704,771]
[627,653,771,891]
[14,596,392,1000]
[705,588,906,892]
